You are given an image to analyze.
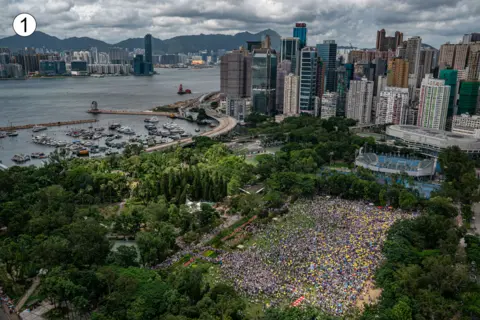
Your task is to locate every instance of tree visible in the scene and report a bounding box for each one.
[107,245,139,268]
[197,204,219,228]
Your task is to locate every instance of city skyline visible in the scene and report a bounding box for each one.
[0,0,478,48]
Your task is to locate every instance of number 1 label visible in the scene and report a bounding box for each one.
[13,13,36,37]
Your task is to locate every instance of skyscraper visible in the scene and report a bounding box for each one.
[276,60,292,114]
[336,66,347,116]
[376,29,403,51]
[251,48,277,115]
[467,51,480,81]
[144,34,153,73]
[346,77,374,124]
[321,92,338,119]
[375,87,409,125]
[458,81,480,115]
[280,37,300,75]
[317,40,337,92]
[417,75,450,130]
[293,23,307,49]
[387,58,409,88]
[316,58,325,99]
[298,47,318,114]
[220,49,252,98]
[406,36,421,76]
[376,29,386,51]
[283,73,299,115]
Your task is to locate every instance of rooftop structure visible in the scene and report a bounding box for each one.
[386,124,480,156]
[355,152,435,177]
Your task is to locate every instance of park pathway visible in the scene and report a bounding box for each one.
[15,277,40,313]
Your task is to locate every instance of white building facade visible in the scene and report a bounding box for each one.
[375,87,409,125]
[321,92,338,119]
[417,75,451,130]
[283,73,299,115]
[452,114,480,137]
[346,77,374,124]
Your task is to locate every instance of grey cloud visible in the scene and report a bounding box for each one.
[0,0,478,47]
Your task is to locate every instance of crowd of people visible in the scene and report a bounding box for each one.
[219,197,410,315]
[0,286,17,315]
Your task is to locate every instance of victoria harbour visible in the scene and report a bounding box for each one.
[0,68,219,166]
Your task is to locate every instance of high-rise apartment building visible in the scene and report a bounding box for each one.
[348,50,363,64]
[89,47,98,64]
[220,49,252,98]
[321,92,338,119]
[276,60,292,114]
[298,47,318,114]
[406,36,422,76]
[376,29,403,51]
[251,48,277,115]
[293,23,307,49]
[375,87,409,124]
[463,33,480,44]
[417,75,450,130]
[453,44,469,71]
[336,66,347,116]
[346,77,374,124]
[280,37,300,75]
[317,40,337,92]
[316,58,325,99]
[144,34,153,73]
[109,47,128,64]
[283,73,299,115]
[438,43,456,69]
[387,58,409,88]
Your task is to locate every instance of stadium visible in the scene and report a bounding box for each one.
[355,151,437,177]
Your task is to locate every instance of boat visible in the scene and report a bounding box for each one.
[77,149,89,156]
[177,84,192,95]
[158,129,170,136]
[94,127,105,132]
[31,152,47,159]
[7,131,18,137]
[209,123,217,128]
[195,128,200,132]
[118,126,135,135]
[145,124,156,130]
[169,128,184,134]
[92,133,102,140]
[170,134,181,140]
[12,154,30,163]
[32,125,47,132]
[144,116,160,123]
[109,123,121,130]
[0,132,6,138]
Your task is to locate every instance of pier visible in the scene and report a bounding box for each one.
[0,119,98,131]
[88,109,177,117]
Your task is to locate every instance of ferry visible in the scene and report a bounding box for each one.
[32,125,47,132]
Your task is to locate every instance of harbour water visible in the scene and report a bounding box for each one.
[0,68,220,167]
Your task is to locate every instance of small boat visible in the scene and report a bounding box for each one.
[195,128,200,132]
[0,132,6,138]
[177,84,192,95]
[209,123,217,128]
[145,124,156,130]
[115,134,122,139]
[31,152,47,159]
[12,154,30,163]
[7,131,18,137]
[169,128,184,134]
[109,123,121,130]
[94,127,105,132]
[32,125,47,132]
[77,149,89,156]
[144,117,160,123]
[92,133,102,140]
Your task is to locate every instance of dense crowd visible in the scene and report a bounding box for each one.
[220,198,410,315]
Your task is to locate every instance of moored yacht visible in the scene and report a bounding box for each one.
[32,125,47,132]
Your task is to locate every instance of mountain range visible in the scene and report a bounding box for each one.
[0,30,282,54]
[0,31,437,54]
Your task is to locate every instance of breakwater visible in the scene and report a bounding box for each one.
[0,119,98,131]
[88,109,178,117]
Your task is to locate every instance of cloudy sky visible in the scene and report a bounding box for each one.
[0,0,478,47]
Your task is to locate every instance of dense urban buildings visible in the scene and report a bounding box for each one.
[438,69,458,121]
[346,77,374,124]
[452,114,480,137]
[376,29,403,51]
[458,81,480,115]
[406,36,422,77]
[417,75,451,130]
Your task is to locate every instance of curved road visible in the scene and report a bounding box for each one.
[145,109,237,152]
